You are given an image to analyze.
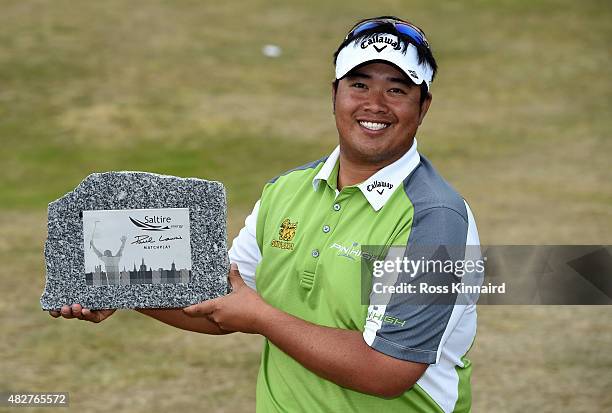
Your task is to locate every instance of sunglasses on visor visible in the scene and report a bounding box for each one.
[345,19,430,48]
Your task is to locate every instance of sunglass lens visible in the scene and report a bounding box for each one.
[351,21,381,37]
[395,23,426,45]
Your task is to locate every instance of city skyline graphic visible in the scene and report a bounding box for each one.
[85,257,192,286]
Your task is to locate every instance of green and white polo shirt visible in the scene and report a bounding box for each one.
[228,140,480,413]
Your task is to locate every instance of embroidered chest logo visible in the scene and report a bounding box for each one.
[329,241,377,262]
[366,180,393,195]
[271,218,298,250]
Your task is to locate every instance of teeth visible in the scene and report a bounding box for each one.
[359,121,389,131]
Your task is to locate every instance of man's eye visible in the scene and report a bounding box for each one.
[389,88,406,94]
[351,82,367,89]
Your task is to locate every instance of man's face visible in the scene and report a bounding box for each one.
[333,62,431,165]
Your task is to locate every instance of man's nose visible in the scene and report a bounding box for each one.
[363,89,388,113]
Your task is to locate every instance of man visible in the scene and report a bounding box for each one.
[52,16,480,412]
[90,235,127,285]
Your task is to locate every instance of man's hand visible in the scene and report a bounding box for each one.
[120,235,127,243]
[49,304,115,323]
[183,263,269,334]
[186,264,427,397]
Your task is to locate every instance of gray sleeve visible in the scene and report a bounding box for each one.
[364,206,468,364]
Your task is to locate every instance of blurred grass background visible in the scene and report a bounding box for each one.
[1,0,611,412]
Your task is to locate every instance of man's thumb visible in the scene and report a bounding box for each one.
[228,263,244,289]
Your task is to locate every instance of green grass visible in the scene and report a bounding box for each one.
[1,0,611,412]
[2,133,332,209]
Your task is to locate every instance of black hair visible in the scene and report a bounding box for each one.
[332,16,437,105]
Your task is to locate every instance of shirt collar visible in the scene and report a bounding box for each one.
[312,139,421,211]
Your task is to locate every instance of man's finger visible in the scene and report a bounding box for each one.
[60,305,75,319]
[49,310,60,318]
[81,308,97,322]
[183,298,218,317]
[71,304,83,318]
[228,263,246,290]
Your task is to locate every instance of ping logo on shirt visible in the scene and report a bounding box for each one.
[329,241,377,262]
[271,218,298,250]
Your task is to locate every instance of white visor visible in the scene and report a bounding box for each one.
[335,34,433,89]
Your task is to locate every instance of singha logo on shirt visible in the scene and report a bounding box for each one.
[279,218,297,241]
[271,218,298,250]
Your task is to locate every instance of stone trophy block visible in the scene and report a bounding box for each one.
[40,172,229,311]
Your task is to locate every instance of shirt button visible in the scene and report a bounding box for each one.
[322,225,330,233]
[333,203,341,211]
[311,249,320,258]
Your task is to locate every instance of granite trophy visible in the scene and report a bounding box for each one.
[40,171,229,311]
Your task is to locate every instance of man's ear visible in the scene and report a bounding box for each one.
[418,92,432,125]
[331,80,338,114]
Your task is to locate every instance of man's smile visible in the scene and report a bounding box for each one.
[358,120,391,131]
